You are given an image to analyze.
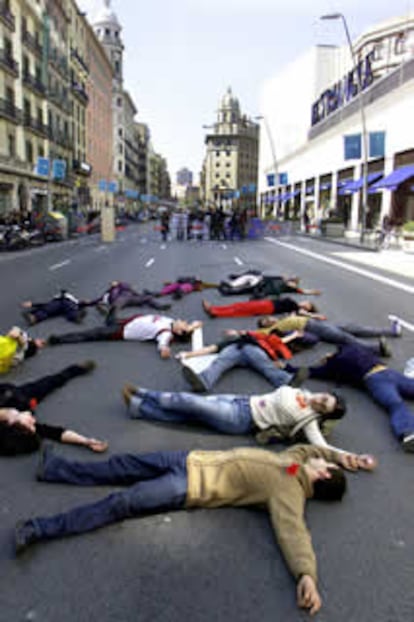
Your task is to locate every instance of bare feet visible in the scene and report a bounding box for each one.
[21,301,33,309]
[87,439,108,453]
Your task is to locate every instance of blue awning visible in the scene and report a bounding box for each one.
[369,165,414,192]
[337,179,354,195]
[338,173,382,195]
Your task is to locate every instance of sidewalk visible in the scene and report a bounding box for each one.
[298,232,414,279]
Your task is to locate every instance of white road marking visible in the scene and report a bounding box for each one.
[265,238,414,294]
[234,257,243,266]
[160,244,166,250]
[49,260,71,271]
[145,258,155,268]
[94,246,107,252]
[221,244,227,250]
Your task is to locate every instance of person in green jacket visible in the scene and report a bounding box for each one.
[15,444,376,615]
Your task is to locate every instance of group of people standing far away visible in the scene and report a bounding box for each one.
[158,208,250,242]
[4,264,412,616]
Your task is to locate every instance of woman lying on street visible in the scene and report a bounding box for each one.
[0,361,107,456]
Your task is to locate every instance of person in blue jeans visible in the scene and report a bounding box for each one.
[285,343,414,452]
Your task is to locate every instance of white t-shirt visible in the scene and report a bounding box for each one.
[122,315,174,351]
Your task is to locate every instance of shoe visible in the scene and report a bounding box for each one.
[379,336,392,358]
[15,520,38,555]
[48,335,59,346]
[21,310,37,326]
[36,443,53,481]
[122,383,138,408]
[79,360,96,373]
[155,303,172,311]
[402,433,414,452]
[389,317,402,337]
[182,364,207,393]
[74,308,87,324]
[202,300,214,317]
[289,367,309,388]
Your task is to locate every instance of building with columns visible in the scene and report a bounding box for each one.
[259,12,414,234]
[203,87,259,212]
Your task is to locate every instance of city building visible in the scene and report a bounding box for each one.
[259,12,414,233]
[176,167,193,186]
[85,15,113,212]
[203,87,259,212]
[149,149,171,201]
[135,121,150,196]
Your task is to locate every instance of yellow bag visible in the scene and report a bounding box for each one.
[0,336,18,374]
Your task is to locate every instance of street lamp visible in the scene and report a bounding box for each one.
[320,13,369,243]
[255,115,279,218]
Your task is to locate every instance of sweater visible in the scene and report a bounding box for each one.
[186,444,342,583]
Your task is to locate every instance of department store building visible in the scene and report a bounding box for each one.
[258,13,414,235]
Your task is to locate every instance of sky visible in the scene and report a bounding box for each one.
[79,0,413,183]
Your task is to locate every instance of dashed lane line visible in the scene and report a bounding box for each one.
[49,260,71,271]
[265,238,414,295]
[234,257,243,266]
[145,258,155,268]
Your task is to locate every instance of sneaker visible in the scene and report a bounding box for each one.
[402,433,414,452]
[15,520,38,555]
[21,310,37,326]
[122,383,138,408]
[79,360,96,373]
[389,317,402,337]
[182,364,207,393]
[379,336,392,358]
[289,367,309,388]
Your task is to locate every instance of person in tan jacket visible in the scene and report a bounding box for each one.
[15,444,376,614]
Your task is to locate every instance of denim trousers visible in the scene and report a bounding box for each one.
[364,369,414,439]
[31,451,189,541]
[198,344,292,390]
[306,319,390,350]
[131,390,255,435]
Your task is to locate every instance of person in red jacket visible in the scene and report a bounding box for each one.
[202,297,323,319]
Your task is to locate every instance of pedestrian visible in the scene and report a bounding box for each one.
[202,297,322,319]
[285,342,414,452]
[0,361,107,455]
[152,276,218,300]
[160,211,170,242]
[122,382,350,451]
[257,314,401,356]
[47,315,202,359]
[178,329,299,391]
[0,326,45,374]
[14,443,376,615]
[21,290,88,326]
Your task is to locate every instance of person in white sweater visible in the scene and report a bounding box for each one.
[122,383,348,451]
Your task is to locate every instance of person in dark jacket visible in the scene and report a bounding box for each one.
[21,291,88,325]
[0,361,107,455]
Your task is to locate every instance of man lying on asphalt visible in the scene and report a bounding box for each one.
[46,314,202,359]
[15,444,376,615]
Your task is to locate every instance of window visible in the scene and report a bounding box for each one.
[226,150,230,156]
[118,143,123,154]
[38,145,44,157]
[117,97,122,107]
[24,98,31,121]
[395,33,406,55]
[115,60,120,75]
[26,140,33,163]
[23,55,30,77]
[118,128,123,137]
[118,160,123,172]
[216,162,220,167]
[216,151,220,156]
[5,86,14,105]
[373,41,384,60]
[105,29,110,37]
[8,133,15,157]
[215,173,220,178]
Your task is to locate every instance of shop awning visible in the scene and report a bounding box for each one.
[338,173,382,195]
[369,164,414,192]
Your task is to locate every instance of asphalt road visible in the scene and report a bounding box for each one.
[1,224,413,622]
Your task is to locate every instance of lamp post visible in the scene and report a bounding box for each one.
[320,13,369,243]
[254,115,279,219]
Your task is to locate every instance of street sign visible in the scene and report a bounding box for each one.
[37,157,50,177]
[108,181,118,193]
[344,134,361,160]
[279,172,288,185]
[98,180,108,192]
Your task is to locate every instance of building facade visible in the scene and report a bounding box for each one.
[203,87,259,211]
[259,12,414,233]
[85,18,113,212]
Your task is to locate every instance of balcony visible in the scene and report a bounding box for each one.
[48,127,73,150]
[0,1,15,31]
[0,98,22,123]
[70,47,89,74]
[22,29,43,57]
[71,81,89,105]
[23,114,48,137]
[22,72,46,97]
[49,47,69,79]
[0,49,19,77]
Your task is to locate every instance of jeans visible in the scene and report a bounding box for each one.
[306,319,390,350]
[131,390,254,435]
[364,369,414,439]
[198,344,292,390]
[31,450,189,541]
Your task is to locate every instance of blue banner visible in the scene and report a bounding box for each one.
[279,172,288,185]
[98,180,108,192]
[266,174,275,187]
[52,159,67,180]
[37,157,50,177]
[107,181,118,194]
[369,131,385,158]
[344,134,361,160]
[248,183,256,193]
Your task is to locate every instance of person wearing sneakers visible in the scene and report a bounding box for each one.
[14,443,377,615]
[122,382,349,451]
[21,290,88,326]
[0,361,107,455]
[202,297,323,319]
[284,341,414,453]
[47,315,203,359]
[256,314,401,356]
